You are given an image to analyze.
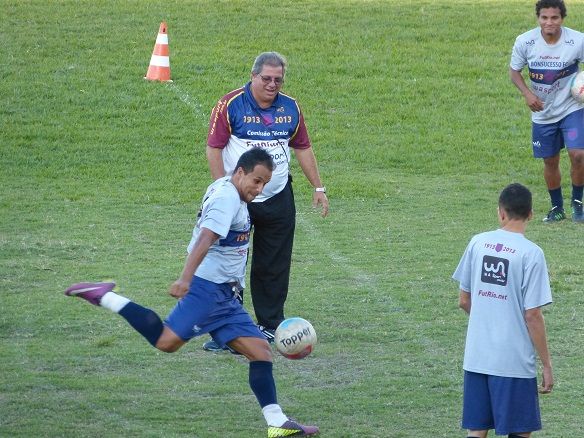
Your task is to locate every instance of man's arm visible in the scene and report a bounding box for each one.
[169,227,219,298]
[206,146,226,180]
[459,290,471,314]
[525,307,554,393]
[509,67,544,112]
[293,147,329,217]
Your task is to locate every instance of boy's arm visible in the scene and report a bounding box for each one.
[525,307,554,393]
[459,289,471,314]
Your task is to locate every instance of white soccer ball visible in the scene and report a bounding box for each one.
[570,71,584,103]
[275,317,317,360]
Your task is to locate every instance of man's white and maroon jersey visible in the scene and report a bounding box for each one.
[207,82,311,202]
[510,26,584,124]
[187,177,250,286]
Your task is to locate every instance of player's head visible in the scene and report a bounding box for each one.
[498,183,533,221]
[232,148,274,203]
[250,52,287,106]
[536,0,566,18]
[252,52,287,77]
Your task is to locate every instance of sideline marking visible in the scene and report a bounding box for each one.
[165,82,209,122]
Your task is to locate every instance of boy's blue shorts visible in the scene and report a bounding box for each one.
[164,276,263,347]
[532,108,584,158]
[462,370,542,435]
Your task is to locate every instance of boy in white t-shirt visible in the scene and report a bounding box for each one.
[453,183,553,437]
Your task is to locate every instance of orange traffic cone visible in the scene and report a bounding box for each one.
[145,22,171,82]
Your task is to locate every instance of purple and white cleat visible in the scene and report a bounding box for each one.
[64,282,115,306]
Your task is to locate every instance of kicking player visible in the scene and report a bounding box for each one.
[453,183,553,437]
[65,148,318,437]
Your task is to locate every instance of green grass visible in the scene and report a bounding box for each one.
[2,0,584,436]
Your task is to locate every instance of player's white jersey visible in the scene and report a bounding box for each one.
[453,229,552,378]
[510,26,584,123]
[187,177,250,286]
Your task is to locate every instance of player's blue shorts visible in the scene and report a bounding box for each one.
[164,276,263,347]
[462,371,541,435]
[532,108,584,158]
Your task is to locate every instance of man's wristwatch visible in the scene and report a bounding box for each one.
[315,187,326,193]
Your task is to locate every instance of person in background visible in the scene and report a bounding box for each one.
[509,0,584,222]
[204,51,329,351]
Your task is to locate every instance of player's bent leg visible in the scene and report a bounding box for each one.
[229,336,272,361]
[154,326,186,353]
[66,282,171,348]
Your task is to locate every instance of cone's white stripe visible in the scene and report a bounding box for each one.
[156,34,168,45]
[149,55,170,67]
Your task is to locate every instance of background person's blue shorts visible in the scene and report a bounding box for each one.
[532,108,584,158]
[164,276,263,347]
[462,370,542,435]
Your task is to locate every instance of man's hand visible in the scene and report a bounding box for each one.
[312,192,329,217]
[169,279,190,299]
[539,366,554,394]
[525,91,544,112]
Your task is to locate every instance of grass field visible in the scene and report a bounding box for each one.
[2,0,584,436]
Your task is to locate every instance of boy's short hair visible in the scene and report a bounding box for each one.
[499,183,532,220]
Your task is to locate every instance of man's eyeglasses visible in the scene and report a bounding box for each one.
[258,74,284,86]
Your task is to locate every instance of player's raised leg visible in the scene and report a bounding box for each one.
[65,281,185,352]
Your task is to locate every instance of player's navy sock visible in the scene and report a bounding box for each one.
[118,302,164,347]
[549,187,563,209]
[249,360,277,408]
[572,184,584,202]
[508,434,527,438]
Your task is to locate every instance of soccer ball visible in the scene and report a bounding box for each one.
[275,317,317,360]
[570,71,584,103]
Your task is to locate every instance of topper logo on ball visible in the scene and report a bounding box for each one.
[274,317,317,360]
[278,326,313,348]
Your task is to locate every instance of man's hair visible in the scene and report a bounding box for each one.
[235,148,274,174]
[251,52,287,76]
[499,183,533,220]
[536,0,567,18]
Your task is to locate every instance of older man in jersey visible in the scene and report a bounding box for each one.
[510,0,584,223]
[204,51,329,351]
[65,149,319,437]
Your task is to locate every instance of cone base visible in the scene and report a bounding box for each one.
[144,77,173,82]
